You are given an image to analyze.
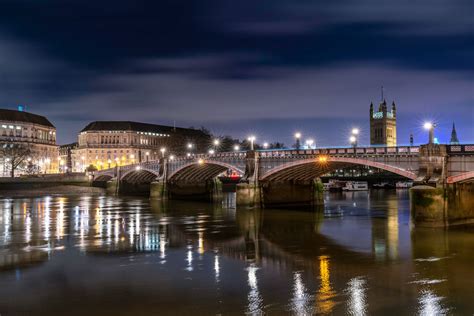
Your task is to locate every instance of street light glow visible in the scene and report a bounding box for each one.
[352,128,359,135]
[423,122,433,130]
[213,139,220,146]
[349,135,357,143]
[247,135,256,142]
[187,143,193,149]
[234,145,240,151]
[294,132,301,139]
[263,142,269,149]
[209,149,215,155]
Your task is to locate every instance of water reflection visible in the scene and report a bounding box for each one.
[0,191,472,314]
[315,255,336,314]
[246,264,263,315]
[346,277,367,316]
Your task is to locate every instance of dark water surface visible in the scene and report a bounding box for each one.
[0,191,473,315]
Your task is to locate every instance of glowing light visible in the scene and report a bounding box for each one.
[208,149,215,155]
[234,145,240,151]
[187,143,193,149]
[145,151,150,156]
[186,153,191,157]
[351,128,359,135]
[169,155,175,160]
[135,166,141,171]
[160,147,166,153]
[263,142,269,149]
[349,135,357,143]
[423,122,433,130]
[318,156,328,163]
[294,132,301,139]
[247,135,256,142]
[213,139,220,146]
[198,159,204,165]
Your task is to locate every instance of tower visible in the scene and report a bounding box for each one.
[370,92,397,146]
[450,122,460,145]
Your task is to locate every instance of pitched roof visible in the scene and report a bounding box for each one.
[80,121,206,136]
[0,109,55,128]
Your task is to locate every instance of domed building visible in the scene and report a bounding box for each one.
[0,107,59,176]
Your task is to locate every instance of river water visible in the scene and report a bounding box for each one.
[0,190,473,315]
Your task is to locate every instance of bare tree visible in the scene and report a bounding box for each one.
[0,143,32,177]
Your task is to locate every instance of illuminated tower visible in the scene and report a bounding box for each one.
[370,93,397,146]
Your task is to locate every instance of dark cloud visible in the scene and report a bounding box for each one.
[0,0,472,145]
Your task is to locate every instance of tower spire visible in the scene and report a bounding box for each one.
[381,85,384,101]
[450,122,460,145]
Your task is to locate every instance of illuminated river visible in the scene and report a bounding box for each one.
[0,191,473,315]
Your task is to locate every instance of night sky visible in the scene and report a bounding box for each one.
[0,0,473,146]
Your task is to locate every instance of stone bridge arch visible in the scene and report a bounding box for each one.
[260,156,418,181]
[120,168,160,183]
[447,171,474,184]
[168,160,245,182]
[119,168,161,196]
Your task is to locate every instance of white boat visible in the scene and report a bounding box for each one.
[396,181,413,188]
[342,181,369,191]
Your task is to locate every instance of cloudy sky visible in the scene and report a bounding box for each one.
[0,0,473,146]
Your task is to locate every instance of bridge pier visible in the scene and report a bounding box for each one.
[167,178,223,202]
[150,180,168,200]
[236,183,262,207]
[106,178,119,195]
[260,179,324,209]
[411,183,474,227]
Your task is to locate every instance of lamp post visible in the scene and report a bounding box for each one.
[247,136,256,151]
[305,139,314,149]
[350,128,359,148]
[187,143,194,157]
[145,151,150,162]
[349,135,357,148]
[423,122,435,144]
[160,147,166,158]
[263,142,269,149]
[213,139,220,152]
[294,132,301,149]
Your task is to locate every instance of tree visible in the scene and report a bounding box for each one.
[0,143,32,177]
[86,164,98,173]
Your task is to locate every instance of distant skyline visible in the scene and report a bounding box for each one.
[0,0,472,146]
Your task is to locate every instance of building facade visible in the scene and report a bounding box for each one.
[370,100,397,146]
[0,108,59,176]
[75,121,210,170]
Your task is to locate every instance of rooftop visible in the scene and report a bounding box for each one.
[0,108,55,128]
[80,121,207,136]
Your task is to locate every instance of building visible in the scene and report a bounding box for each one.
[370,99,397,146]
[450,123,460,145]
[0,107,58,175]
[59,142,79,173]
[75,121,210,170]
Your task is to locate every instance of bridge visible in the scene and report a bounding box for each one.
[94,143,474,226]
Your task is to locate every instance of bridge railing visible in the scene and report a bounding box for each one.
[447,144,474,154]
[257,146,420,157]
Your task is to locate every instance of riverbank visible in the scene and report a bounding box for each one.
[0,185,105,197]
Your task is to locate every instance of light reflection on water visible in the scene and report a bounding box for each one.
[0,191,472,314]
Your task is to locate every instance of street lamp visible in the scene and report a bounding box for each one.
[213,139,220,152]
[305,139,314,149]
[209,149,215,155]
[145,151,150,162]
[294,132,301,149]
[169,155,175,160]
[247,136,256,151]
[234,145,240,151]
[263,142,269,149]
[350,128,359,147]
[160,147,166,158]
[349,135,357,147]
[423,122,436,144]
[187,143,194,156]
